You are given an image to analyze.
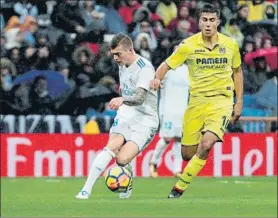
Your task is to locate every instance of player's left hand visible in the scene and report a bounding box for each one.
[109,97,124,110]
[231,101,243,125]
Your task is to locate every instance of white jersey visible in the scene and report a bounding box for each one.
[159,64,189,120]
[117,56,159,127]
[159,64,189,138]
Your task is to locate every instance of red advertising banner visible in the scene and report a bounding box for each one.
[0,134,277,177]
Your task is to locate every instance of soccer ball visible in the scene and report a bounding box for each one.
[105,166,132,193]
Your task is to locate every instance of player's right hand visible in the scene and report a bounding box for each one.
[150,78,162,90]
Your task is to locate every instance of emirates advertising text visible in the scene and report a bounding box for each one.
[1,134,277,177]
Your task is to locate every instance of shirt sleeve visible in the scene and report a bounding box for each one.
[165,40,189,70]
[232,41,241,68]
[136,66,155,91]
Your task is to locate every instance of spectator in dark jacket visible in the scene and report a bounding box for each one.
[2,83,31,115]
[51,1,86,34]
[7,47,23,74]
[0,58,17,92]
[243,57,269,94]
[234,4,250,34]
[152,31,170,68]
[94,43,119,83]
[72,45,100,84]
[33,45,55,70]
[29,76,55,114]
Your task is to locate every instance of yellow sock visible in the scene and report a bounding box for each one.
[175,155,207,191]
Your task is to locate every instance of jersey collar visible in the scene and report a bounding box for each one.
[197,32,224,49]
[125,55,140,72]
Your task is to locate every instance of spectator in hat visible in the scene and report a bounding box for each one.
[131,20,157,50]
[72,45,99,84]
[134,32,153,61]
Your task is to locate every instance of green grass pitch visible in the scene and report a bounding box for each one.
[1,177,277,217]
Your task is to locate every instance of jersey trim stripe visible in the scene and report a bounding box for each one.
[137,58,146,68]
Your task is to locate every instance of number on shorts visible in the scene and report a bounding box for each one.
[221,116,230,129]
[164,121,172,130]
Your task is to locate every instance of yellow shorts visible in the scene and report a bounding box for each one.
[181,97,233,146]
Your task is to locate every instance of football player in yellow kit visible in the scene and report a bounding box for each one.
[150,4,243,198]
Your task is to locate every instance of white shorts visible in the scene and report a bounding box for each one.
[110,115,158,152]
[159,113,183,138]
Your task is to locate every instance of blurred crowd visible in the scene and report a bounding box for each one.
[0,0,277,120]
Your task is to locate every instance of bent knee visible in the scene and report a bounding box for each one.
[181,153,194,161]
[115,155,130,167]
[181,144,198,161]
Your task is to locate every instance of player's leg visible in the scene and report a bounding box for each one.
[76,116,129,199]
[117,125,157,198]
[168,101,205,198]
[169,132,218,198]
[116,141,138,199]
[169,99,233,198]
[172,137,183,177]
[76,133,125,199]
[149,137,172,178]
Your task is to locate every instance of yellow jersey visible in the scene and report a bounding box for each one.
[165,32,241,99]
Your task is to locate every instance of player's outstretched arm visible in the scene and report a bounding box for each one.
[109,88,147,109]
[122,87,147,106]
[150,62,170,90]
[231,66,243,124]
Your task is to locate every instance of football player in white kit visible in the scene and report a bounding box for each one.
[76,33,158,199]
[149,43,189,178]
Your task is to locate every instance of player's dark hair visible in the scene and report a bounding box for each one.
[110,33,133,50]
[198,4,220,18]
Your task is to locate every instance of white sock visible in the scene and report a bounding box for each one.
[82,147,115,194]
[172,141,183,174]
[151,138,168,165]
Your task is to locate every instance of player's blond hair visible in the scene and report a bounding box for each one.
[110,33,133,50]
